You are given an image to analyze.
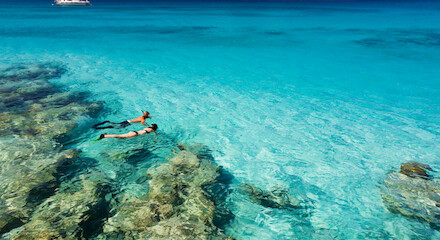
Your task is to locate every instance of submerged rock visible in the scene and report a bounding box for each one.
[399,161,433,180]
[0,210,24,235]
[0,63,104,235]
[0,63,65,82]
[5,174,111,240]
[103,149,230,239]
[382,162,440,228]
[0,139,81,224]
[1,64,233,238]
[202,166,235,230]
[240,183,301,210]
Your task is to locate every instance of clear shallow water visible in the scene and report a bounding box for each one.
[1,1,440,239]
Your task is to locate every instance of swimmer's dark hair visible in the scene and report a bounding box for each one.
[151,124,158,131]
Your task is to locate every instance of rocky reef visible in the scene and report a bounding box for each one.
[102,146,232,239]
[381,162,440,228]
[4,174,111,240]
[240,183,301,210]
[0,63,235,239]
[0,63,102,139]
[0,63,103,236]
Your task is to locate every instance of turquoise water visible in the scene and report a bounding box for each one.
[1,1,440,239]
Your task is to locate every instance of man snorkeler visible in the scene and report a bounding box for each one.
[92,111,151,129]
[96,124,158,140]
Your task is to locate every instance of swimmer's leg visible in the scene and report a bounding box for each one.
[92,120,110,129]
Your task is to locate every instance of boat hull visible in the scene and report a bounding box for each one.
[55,2,90,6]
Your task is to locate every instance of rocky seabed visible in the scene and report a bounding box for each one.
[1,63,439,239]
[0,63,237,239]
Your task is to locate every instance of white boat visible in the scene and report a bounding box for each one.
[54,0,91,6]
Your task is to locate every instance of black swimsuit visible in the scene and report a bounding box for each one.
[132,128,150,136]
[120,120,131,128]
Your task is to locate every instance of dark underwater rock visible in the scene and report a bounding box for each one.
[0,211,24,235]
[202,166,235,230]
[382,163,440,228]
[399,161,433,180]
[354,29,440,49]
[0,63,66,82]
[240,183,301,210]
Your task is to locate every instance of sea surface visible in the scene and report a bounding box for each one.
[1,0,440,239]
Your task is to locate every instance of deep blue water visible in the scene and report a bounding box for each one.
[1,1,440,239]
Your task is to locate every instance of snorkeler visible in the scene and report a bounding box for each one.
[92,111,151,129]
[96,124,158,140]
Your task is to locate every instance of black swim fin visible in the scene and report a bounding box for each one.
[92,134,106,144]
[92,121,110,129]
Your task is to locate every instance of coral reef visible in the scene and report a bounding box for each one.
[240,183,301,210]
[382,162,440,228]
[102,148,231,239]
[0,63,103,235]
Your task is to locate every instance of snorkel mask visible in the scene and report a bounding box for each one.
[141,110,151,118]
